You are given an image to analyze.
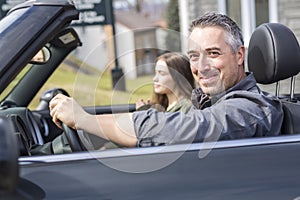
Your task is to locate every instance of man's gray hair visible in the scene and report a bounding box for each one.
[190,12,244,53]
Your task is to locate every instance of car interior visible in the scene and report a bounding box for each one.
[60,22,300,152]
[247,23,300,135]
[26,22,300,154]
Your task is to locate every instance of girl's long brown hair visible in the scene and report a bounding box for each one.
[151,52,195,111]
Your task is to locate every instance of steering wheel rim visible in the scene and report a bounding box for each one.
[61,123,86,152]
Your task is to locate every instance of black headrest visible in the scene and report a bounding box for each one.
[248,23,300,84]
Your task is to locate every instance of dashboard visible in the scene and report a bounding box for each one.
[0,107,47,156]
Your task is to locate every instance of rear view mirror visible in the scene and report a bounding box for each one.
[30,46,51,64]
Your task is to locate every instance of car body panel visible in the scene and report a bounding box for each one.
[18,135,300,199]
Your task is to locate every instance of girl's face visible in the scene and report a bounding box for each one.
[153,60,176,95]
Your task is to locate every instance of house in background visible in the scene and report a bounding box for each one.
[114,11,161,79]
[114,0,300,79]
[111,0,169,79]
[57,0,300,81]
[179,0,300,54]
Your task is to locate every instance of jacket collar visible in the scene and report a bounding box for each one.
[191,72,257,109]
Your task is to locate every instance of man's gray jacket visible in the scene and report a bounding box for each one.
[133,73,283,147]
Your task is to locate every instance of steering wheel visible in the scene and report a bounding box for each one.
[61,123,87,152]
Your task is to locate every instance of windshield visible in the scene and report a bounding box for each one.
[0,65,31,104]
[0,8,27,34]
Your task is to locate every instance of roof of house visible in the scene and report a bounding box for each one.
[115,11,167,30]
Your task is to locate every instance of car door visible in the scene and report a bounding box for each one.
[16,135,300,200]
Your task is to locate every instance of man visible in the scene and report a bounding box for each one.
[49,12,283,148]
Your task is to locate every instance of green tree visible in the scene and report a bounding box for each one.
[165,0,181,52]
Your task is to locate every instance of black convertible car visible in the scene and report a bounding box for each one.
[1,0,300,199]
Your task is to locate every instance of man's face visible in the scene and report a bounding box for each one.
[188,26,245,96]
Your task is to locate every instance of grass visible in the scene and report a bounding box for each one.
[28,60,154,109]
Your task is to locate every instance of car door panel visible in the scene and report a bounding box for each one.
[19,137,300,199]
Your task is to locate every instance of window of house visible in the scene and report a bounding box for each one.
[255,0,269,26]
[226,0,242,28]
[226,0,269,28]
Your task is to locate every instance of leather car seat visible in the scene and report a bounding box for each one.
[247,23,300,134]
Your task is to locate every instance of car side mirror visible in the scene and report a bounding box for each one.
[30,46,51,65]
